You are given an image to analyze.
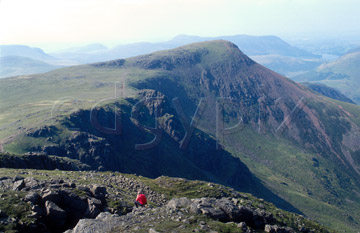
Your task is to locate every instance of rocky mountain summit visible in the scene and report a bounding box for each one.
[0,168,331,233]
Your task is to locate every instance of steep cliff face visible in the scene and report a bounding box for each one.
[19,90,256,190]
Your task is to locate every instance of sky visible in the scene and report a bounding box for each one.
[0,0,359,52]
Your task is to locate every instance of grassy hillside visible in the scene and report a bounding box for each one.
[224,127,360,231]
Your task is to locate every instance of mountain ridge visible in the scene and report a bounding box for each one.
[51,34,319,64]
[294,50,360,104]
[301,82,356,104]
[0,45,55,61]
[0,35,320,79]
[1,40,360,232]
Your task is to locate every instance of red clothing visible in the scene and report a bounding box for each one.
[136,194,147,205]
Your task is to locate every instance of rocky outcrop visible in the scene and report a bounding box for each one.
[32,131,112,171]
[0,170,331,233]
[26,126,57,138]
[64,212,122,233]
[0,175,108,232]
[91,59,125,68]
[12,179,25,191]
[45,201,67,228]
[66,197,312,233]
[24,192,41,204]
[169,197,275,229]
[0,170,171,232]
[264,224,295,233]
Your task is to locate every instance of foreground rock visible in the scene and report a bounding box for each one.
[45,201,67,228]
[0,170,167,232]
[66,197,320,233]
[64,212,122,233]
[0,169,331,233]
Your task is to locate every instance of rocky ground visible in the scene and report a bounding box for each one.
[0,168,333,233]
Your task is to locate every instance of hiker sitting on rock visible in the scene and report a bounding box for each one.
[134,190,147,208]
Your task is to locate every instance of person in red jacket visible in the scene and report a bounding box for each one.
[134,190,147,208]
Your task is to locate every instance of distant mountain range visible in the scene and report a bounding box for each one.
[0,45,55,61]
[0,34,321,79]
[0,56,62,78]
[52,34,320,63]
[51,35,322,77]
[288,38,360,57]
[0,45,69,78]
[1,40,360,232]
[251,54,322,77]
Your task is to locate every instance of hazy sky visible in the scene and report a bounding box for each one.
[0,0,359,51]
